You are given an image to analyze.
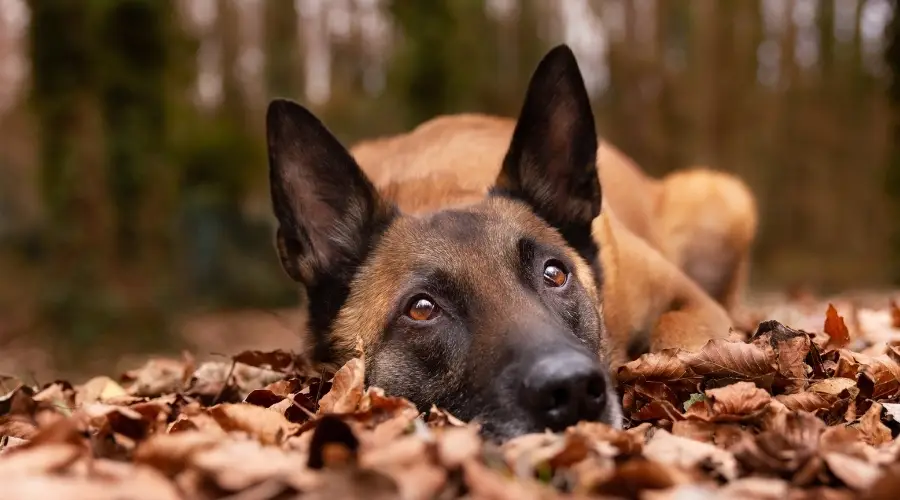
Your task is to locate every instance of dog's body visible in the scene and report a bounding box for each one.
[350,115,757,317]
[266,45,755,440]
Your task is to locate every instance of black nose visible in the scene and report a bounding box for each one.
[520,350,607,431]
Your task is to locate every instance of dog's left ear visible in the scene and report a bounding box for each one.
[493,44,601,259]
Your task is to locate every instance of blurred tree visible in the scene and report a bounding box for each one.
[265,0,301,99]
[95,0,169,261]
[387,0,497,127]
[885,0,900,281]
[26,0,114,349]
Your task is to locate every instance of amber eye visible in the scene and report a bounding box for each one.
[542,261,569,288]
[405,295,440,321]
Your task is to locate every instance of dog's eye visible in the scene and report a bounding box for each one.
[405,295,440,321]
[542,261,569,288]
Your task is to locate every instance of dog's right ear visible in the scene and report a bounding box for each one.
[267,99,396,289]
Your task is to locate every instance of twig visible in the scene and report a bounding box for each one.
[213,359,237,405]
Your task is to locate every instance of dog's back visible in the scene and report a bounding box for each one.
[350,114,757,312]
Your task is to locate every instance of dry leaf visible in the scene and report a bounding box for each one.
[854,402,892,446]
[822,452,881,491]
[680,339,777,388]
[890,300,900,329]
[824,304,851,349]
[643,429,738,481]
[232,349,308,373]
[207,403,300,445]
[858,354,900,400]
[317,358,365,415]
[687,381,771,422]
[617,349,695,383]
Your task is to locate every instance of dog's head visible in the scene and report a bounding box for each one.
[267,45,622,440]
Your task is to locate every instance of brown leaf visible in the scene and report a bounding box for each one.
[716,477,790,500]
[189,439,311,492]
[854,402,892,446]
[775,378,857,413]
[642,429,738,481]
[0,416,37,440]
[822,452,881,491]
[132,431,220,477]
[592,458,692,498]
[890,300,900,329]
[858,354,900,400]
[75,377,128,406]
[317,358,365,415]
[824,304,851,349]
[232,349,309,373]
[207,403,300,445]
[427,405,467,428]
[463,460,547,500]
[122,356,193,398]
[680,339,777,388]
[617,348,695,383]
[751,320,815,393]
[435,426,481,468]
[732,410,825,482]
[0,444,83,476]
[243,389,286,408]
[687,381,771,423]
[308,415,359,469]
[263,378,305,397]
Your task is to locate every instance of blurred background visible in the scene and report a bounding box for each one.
[1,0,900,379]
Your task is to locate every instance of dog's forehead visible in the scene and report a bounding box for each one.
[378,198,561,269]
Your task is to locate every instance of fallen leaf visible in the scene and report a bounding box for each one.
[317,358,365,415]
[617,348,695,383]
[591,458,692,498]
[232,349,308,373]
[822,452,881,491]
[207,403,299,445]
[858,354,900,400]
[751,320,815,393]
[643,429,738,481]
[775,378,857,413]
[75,377,128,406]
[687,381,771,422]
[890,300,900,329]
[731,410,824,483]
[308,415,360,469]
[122,356,193,398]
[132,431,221,476]
[680,339,777,388]
[427,405,467,428]
[853,402,892,446]
[824,304,851,349]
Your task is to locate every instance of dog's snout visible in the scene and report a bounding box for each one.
[520,350,607,431]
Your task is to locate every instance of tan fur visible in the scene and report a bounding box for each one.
[348,113,753,367]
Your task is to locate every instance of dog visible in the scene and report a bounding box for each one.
[266,44,747,440]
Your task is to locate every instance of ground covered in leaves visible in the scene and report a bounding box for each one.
[4,298,900,499]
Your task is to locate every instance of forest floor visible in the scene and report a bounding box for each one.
[2,290,900,499]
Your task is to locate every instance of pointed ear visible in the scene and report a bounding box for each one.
[267,99,396,290]
[492,44,601,259]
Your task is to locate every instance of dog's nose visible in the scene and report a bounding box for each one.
[520,350,607,431]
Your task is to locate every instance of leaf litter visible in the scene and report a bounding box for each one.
[3,302,900,498]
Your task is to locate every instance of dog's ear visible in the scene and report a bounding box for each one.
[493,44,601,259]
[267,98,396,291]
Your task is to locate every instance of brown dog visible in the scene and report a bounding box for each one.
[266,44,740,439]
